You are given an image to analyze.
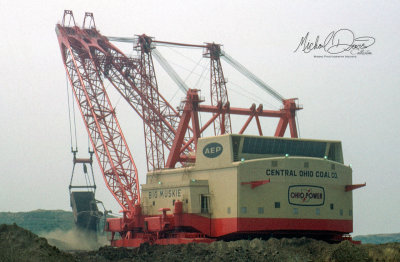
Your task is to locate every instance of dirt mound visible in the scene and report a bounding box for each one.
[1,224,399,262]
[0,224,74,262]
[76,237,374,262]
[364,242,400,262]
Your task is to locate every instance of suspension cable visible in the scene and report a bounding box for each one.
[193,59,209,90]
[65,72,76,152]
[71,83,78,151]
[221,51,285,102]
[184,55,204,84]
[152,48,189,93]
[88,136,91,153]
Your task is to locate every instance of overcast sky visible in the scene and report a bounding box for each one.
[0,0,399,236]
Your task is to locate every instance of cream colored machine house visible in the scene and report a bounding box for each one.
[141,134,356,240]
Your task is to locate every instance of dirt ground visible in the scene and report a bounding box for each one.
[1,224,399,262]
[0,224,74,262]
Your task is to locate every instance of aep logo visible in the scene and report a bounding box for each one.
[203,143,223,158]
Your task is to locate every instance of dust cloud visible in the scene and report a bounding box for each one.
[41,228,108,251]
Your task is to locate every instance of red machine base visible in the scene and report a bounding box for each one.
[111,232,215,247]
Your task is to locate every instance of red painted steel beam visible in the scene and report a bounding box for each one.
[166,105,192,168]
[198,105,285,117]
[239,114,255,134]
[241,179,271,189]
[275,99,302,138]
[179,112,220,154]
[74,158,92,164]
[255,115,263,136]
[345,183,366,192]
[206,43,232,135]
[137,35,167,171]
[275,118,289,137]
[166,90,202,168]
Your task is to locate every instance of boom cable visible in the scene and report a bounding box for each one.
[221,51,285,102]
[152,48,189,93]
[71,83,78,151]
[194,60,209,91]
[184,55,204,84]
[65,72,78,152]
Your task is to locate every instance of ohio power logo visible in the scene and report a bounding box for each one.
[203,142,223,158]
[288,185,325,206]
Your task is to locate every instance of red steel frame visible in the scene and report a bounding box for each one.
[165,90,301,168]
[57,10,304,246]
[94,32,194,172]
[137,35,166,171]
[56,13,139,212]
[205,43,232,135]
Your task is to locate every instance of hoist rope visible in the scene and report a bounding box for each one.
[84,168,90,191]
[71,83,78,150]
[88,136,91,153]
[65,72,78,151]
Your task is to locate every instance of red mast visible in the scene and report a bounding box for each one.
[136,35,166,171]
[205,43,232,135]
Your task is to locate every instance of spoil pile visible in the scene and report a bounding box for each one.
[1,223,400,262]
[78,238,372,262]
[0,224,74,262]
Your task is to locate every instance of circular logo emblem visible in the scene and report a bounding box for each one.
[203,143,223,158]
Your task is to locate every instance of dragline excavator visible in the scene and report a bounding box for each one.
[56,11,365,247]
